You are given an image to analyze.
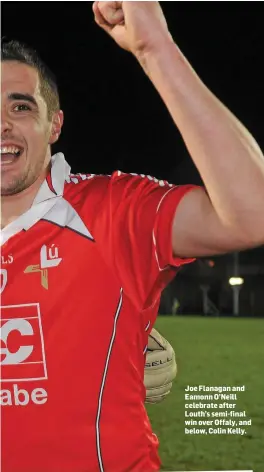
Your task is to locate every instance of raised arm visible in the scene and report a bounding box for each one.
[93,1,264,257]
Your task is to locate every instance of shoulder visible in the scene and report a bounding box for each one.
[62,170,183,224]
[64,170,173,198]
[63,172,109,205]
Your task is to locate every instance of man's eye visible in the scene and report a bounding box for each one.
[14,104,31,112]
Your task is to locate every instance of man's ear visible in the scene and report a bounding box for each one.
[49,110,64,145]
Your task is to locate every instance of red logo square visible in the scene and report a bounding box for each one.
[0,304,47,382]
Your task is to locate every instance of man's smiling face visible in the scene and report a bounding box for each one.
[1,61,62,196]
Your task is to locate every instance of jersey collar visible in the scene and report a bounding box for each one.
[33,152,71,204]
[0,153,71,246]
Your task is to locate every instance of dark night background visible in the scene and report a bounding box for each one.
[2,1,264,315]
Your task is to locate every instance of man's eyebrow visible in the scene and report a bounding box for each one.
[8,92,38,107]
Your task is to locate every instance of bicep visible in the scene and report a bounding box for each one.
[172,187,251,258]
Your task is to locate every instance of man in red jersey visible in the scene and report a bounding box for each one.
[1,2,264,471]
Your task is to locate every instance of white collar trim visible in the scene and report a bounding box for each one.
[0,153,71,246]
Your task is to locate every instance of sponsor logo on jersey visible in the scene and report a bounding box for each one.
[0,303,47,382]
[24,244,62,289]
[0,304,48,406]
[0,384,48,406]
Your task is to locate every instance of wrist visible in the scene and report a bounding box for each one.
[134,35,182,74]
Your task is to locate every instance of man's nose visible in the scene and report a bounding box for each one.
[1,110,13,134]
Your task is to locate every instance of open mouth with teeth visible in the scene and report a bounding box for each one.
[0,146,24,165]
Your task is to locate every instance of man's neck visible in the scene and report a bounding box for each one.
[1,170,48,230]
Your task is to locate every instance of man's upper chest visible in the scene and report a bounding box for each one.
[1,220,117,314]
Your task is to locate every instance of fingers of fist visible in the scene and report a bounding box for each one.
[93,1,124,28]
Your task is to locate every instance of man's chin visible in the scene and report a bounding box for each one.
[1,188,24,197]
[0,178,28,197]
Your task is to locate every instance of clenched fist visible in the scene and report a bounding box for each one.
[92,1,172,57]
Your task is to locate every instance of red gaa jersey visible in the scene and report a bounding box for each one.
[0,153,197,472]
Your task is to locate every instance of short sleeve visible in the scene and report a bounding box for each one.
[91,171,199,310]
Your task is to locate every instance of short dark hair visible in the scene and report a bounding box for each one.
[1,39,60,120]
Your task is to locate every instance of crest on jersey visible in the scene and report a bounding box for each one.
[24,244,62,290]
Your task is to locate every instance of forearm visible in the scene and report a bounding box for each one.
[137,39,264,242]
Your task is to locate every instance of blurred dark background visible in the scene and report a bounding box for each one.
[2,1,264,316]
